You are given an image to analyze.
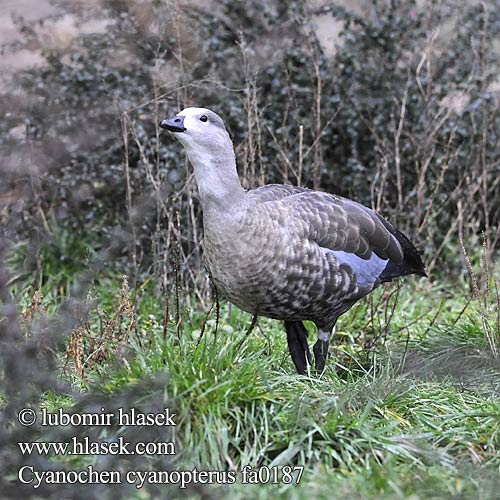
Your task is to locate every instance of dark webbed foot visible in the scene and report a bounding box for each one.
[284,321,311,374]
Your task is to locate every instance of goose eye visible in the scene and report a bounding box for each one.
[199,115,208,122]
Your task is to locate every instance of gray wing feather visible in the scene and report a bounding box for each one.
[286,191,404,263]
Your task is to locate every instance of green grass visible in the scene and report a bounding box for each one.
[8,273,500,499]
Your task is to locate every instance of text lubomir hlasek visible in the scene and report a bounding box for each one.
[41,408,176,426]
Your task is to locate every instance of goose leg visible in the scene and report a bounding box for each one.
[284,321,311,374]
[313,328,332,372]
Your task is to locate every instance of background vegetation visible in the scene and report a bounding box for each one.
[0,0,499,498]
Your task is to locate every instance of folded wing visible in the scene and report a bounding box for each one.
[286,191,425,288]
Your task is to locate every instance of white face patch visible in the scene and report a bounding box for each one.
[172,107,229,152]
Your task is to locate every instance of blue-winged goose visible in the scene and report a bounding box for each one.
[160,107,426,374]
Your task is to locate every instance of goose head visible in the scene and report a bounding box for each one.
[160,107,244,209]
[160,107,231,156]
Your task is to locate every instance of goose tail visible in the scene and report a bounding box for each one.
[379,227,427,282]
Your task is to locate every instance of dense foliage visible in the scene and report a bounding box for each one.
[1,0,499,292]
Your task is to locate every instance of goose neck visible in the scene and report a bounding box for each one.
[187,148,245,212]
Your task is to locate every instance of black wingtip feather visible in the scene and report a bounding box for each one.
[379,227,427,282]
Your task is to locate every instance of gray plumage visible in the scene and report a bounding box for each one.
[160,107,426,374]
